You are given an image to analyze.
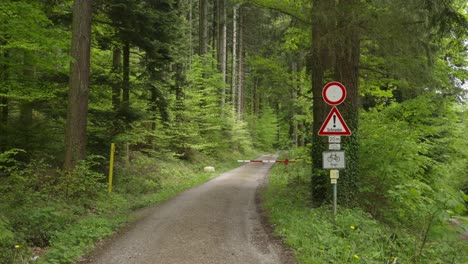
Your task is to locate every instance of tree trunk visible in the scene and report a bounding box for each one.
[334,0,360,205]
[112,46,121,112]
[231,5,238,107]
[217,0,227,107]
[310,0,361,206]
[150,85,158,131]
[212,0,217,52]
[122,41,130,110]
[199,0,208,55]
[189,0,193,67]
[237,6,243,120]
[310,0,337,206]
[64,0,93,170]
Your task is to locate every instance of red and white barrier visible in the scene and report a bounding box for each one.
[237,159,295,165]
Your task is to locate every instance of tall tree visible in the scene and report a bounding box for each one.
[231,4,239,107]
[199,0,208,55]
[64,0,93,169]
[237,6,244,120]
[122,41,130,111]
[111,46,122,112]
[217,0,227,106]
[310,0,335,206]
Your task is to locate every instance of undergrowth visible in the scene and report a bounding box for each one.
[263,160,468,264]
[0,149,259,263]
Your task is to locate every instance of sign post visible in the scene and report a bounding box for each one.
[108,143,115,193]
[318,82,351,217]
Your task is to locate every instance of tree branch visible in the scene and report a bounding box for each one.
[360,65,389,76]
[245,0,311,25]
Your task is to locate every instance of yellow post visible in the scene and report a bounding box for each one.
[108,143,115,193]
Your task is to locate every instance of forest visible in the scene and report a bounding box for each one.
[0,0,467,263]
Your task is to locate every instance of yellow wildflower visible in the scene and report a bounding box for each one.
[350,225,355,230]
[354,254,360,260]
[14,245,20,249]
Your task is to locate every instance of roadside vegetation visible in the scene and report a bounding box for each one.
[264,96,468,263]
[0,149,261,263]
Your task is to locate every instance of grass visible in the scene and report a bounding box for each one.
[263,161,468,264]
[41,154,254,263]
[1,150,262,264]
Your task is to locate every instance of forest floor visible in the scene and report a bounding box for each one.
[77,155,295,264]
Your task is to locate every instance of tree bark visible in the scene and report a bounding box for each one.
[231,5,238,107]
[199,0,208,55]
[122,41,130,110]
[237,6,244,120]
[311,0,338,206]
[217,0,227,107]
[112,46,122,112]
[212,0,217,52]
[64,0,93,170]
[150,85,158,131]
[334,0,360,205]
[189,0,193,67]
[310,0,361,206]
[311,0,335,207]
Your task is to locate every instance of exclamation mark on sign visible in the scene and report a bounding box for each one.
[333,115,336,128]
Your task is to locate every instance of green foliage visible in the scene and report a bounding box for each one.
[113,153,165,196]
[40,216,126,264]
[0,216,15,263]
[169,54,229,157]
[248,106,278,150]
[264,159,468,264]
[360,95,467,225]
[0,147,251,263]
[228,118,254,154]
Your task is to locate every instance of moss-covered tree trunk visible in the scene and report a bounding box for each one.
[334,0,360,206]
[311,0,337,207]
[311,0,360,207]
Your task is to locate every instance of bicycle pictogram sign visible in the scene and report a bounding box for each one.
[322,151,345,169]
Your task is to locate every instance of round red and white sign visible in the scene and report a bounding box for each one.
[322,82,346,106]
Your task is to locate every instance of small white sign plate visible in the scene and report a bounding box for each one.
[328,136,341,143]
[329,143,341,150]
[323,151,345,169]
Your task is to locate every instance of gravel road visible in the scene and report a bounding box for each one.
[79,155,294,264]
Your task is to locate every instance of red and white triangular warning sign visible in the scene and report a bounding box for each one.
[318,107,351,136]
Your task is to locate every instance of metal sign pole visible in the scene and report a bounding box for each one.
[319,82,351,222]
[330,170,339,216]
[333,181,337,216]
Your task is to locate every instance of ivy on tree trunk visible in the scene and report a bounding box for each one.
[310,0,361,207]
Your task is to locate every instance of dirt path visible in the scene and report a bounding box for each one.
[79,155,294,264]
